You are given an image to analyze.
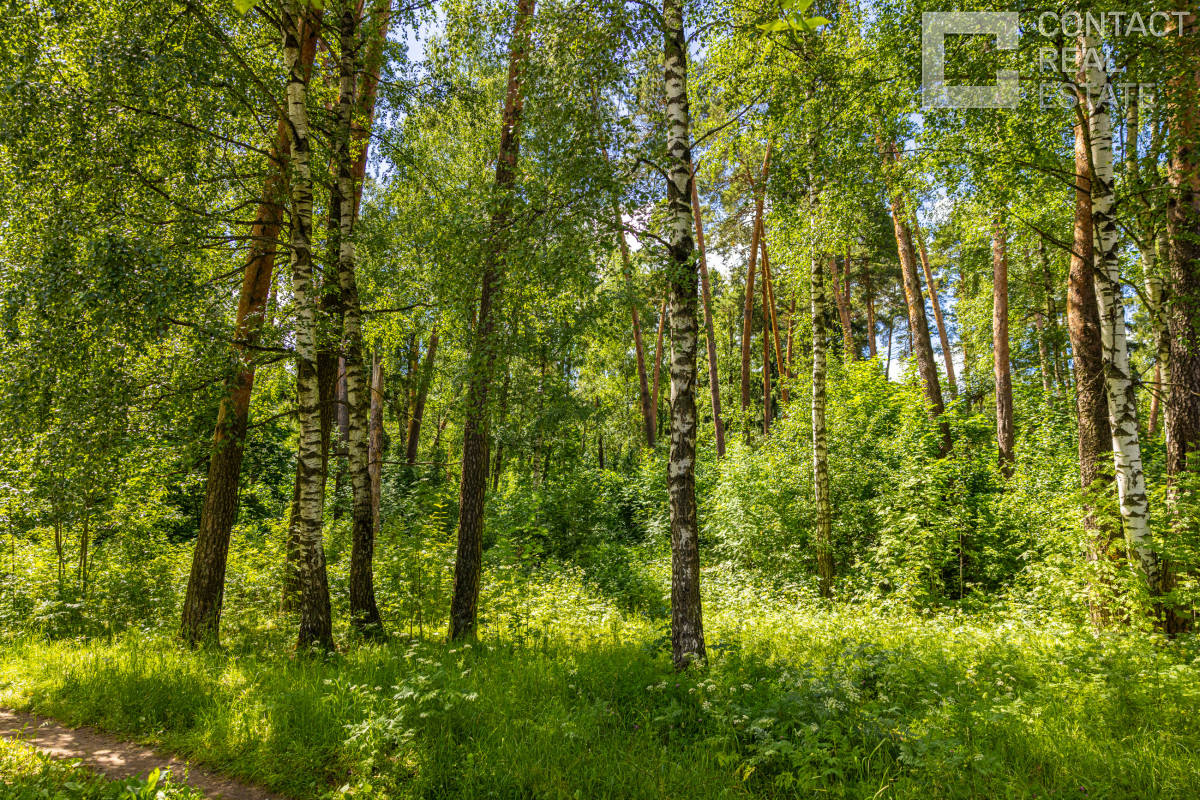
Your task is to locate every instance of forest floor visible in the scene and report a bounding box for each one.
[0,709,282,799]
[0,584,1198,800]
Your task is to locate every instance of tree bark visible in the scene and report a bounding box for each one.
[762,239,773,434]
[992,220,1015,475]
[740,147,770,438]
[663,0,705,669]
[1070,106,1118,629]
[884,179,950,453]
[652,297,668,438]
[812,250,834,596]
[281,0,333,652]
[1084,34,1159,591]
[863,258,877,359]
[912,214,957,397]
[828,254,855,359]
[616,208,656,447]
[1164,9,1200,632]
[406,326,438,466]
[448,0,535,641]
[690,164,725,457]
[761,232,787,404]
[181,7,320,648]
[369,354,384,532]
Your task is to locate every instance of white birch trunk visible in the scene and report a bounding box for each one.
[1083,34,1160,590]
[282,0,332,649]
[664,0,704,669]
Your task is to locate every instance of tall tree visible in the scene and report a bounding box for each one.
[663,0,704,669]
[180,7,320,648]
[883,169,950,454]
[690,165,725,457]
[448,0,536,641]
[616,209,656,447]
[811,247,834,597]
[992,220,1014,475]
[1069,107,1116,628]
[1084,34,1159,591]
[406,326,438,466]
[740,148,770,438]
[1164,9,1200,632]
[912,214,957,397]
[281,0,333,651]
[828,254,855,359]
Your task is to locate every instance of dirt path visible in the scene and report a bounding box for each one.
[0,709,287,800]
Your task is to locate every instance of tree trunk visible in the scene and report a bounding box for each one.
[1035,311,1052,395]
[652,297,668,438]
[913,214,957,397]
[1085,35,1159,591]
[181,7,320,648]
[448,0,535,641]
[992,220,1015,475]
[1164,9,1200,632]
[785,289,796,376]
[369,355,384,531]
[761,232,787,404]
[1070,107,1117,628]
[663,0,705,670]
[828,254,854,359]
[761,242,772,434]
[863,258,877,359]
[616,207,656,447]
[690,164,725,457]
[740,148,770,438]
[282,0,333,652]
[406,326,439,466]
[812,250,834,596]
[885,183,950,453]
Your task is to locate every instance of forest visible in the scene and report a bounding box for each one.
[0,0,1199,797]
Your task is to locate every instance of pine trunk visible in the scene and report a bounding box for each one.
[690,165,725,457]
[992,220,1015,475]
[1164,10,1200,632]
[828,255,854,359]
[406,327,439,466]
[740,148,770,437]
[913,214,957,397]
[448,0,535,641]
[652,298,668,438]
[1070,109,1118,628]
[863,258,877,359]
[812,250,834,596]
[760,230,787,403]
[664,0,705,669]
[886,184,950,453]
[616,207,655,447]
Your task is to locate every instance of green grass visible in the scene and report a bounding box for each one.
[0,737,201,799]
[0,563,1197,799]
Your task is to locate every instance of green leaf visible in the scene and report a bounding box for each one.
[232,0,257,12]
[756,19,792,32]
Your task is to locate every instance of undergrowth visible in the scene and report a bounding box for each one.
[0,555,1197,800]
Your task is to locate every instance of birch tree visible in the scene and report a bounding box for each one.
[1083,34,1159,591]
[663,0,704,669]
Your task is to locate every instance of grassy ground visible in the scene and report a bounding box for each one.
[0,737,200,799]
[0,565,1197,800]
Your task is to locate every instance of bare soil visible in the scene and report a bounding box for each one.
[0,709,287,800]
